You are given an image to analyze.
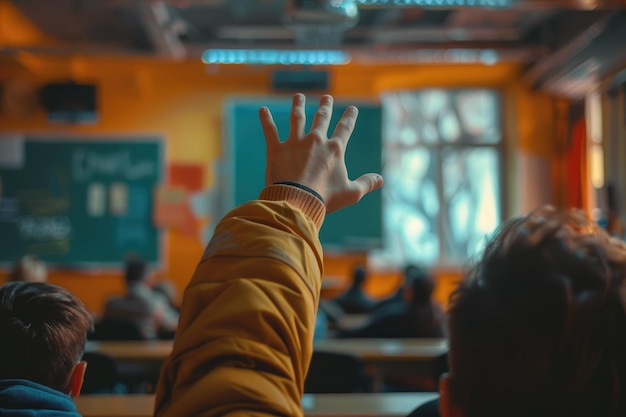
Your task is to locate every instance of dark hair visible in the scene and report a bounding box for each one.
[351,265,367,286]
[410,274,435,305]
[447,207,626,417]
[125,257,148,285]
[0,282,93,392]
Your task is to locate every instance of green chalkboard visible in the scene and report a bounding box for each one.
[226,100,382,250]
[0,137,163,267]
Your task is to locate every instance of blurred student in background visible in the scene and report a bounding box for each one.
[7,255,47,283]
[332,264,378,314]
[338,265,445,339]
[153,279,180,313]
[102,257,179,340]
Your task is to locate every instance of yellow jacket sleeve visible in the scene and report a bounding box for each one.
[154,185,326,417]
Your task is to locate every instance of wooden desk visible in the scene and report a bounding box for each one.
[86,339,447,392]
[86,338,447,363]
[85,341,172,362]
[315,338,447,362]
[315,339,447,391]
[75,393,439,417]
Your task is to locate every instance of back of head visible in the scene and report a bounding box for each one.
[125,257,148,286]
[404,265,434,304]
[0,282,93,393]
[351,265,367,288]
[8,255,47,283]
[447,207,626,417]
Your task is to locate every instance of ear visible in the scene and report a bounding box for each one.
[69,361,87,398]
[439,373,464,417]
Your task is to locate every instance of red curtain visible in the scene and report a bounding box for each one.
[564,118,588,211]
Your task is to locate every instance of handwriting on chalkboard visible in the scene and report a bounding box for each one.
[18,216,72,241]
[72,149,156,182]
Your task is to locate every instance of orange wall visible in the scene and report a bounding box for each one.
[0,49,560,313]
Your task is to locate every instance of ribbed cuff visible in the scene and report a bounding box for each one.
[274,181,325,204]
[259,184,326,230]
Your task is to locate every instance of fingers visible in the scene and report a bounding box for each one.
[327,173,383,213]
[259,107,279,149]
[351,174,384,203]
[289,93,306,139]
[332,106,358,143]
[311,95,334,136]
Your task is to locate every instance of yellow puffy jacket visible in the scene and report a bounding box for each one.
[155,185,326,417]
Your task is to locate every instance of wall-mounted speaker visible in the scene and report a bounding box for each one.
[271,70,329,92]
[40,82,98,123]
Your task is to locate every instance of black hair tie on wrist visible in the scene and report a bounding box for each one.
[274,181,325,205]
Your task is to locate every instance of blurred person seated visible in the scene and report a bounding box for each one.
[0,282,93,416]
[7,255,47,283]
[102,257,179,340]
[338,265,445,338]
[410,206,626,417]
[153,279,180,312]
[371,264,432,311]
[332,264,378,314]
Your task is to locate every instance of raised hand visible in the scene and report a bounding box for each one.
[259,93,383,213]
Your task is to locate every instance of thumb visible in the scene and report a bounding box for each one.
[352,173,384,201]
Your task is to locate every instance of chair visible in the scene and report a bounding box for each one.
[81,352,122,394]
[430,352,449,390]
[90,318,145,341]
[304,351,371,393]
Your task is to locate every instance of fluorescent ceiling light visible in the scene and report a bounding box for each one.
[356,0,514,7]
[201,49,351,65]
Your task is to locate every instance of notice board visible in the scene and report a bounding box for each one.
[0,137,163,267]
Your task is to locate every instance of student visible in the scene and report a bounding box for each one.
[102,257,179,339]
[410,206,626,417]
[7,255,48,283]
[338,265,444,339]
[0,281,93,416]
[154,93,383,416]
[332,264,378,314]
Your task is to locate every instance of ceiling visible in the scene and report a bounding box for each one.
[5,0,626,94]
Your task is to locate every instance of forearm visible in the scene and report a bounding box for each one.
[155,187,325,417]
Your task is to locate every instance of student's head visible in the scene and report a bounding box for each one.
[0,282,93,396]
[125,257,149,286]
[403,264,434,304]
[441,206,626,417]
[8,255,47,283]
[351,265,367,287]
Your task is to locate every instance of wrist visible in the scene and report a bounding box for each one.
[273,181,325,205]
[259,183,326,229]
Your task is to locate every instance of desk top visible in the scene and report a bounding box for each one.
[314,338,448,362]
[86,338,447,363]
[85,341,172,362]
[75,393,439,417]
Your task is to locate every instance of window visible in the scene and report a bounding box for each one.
[380,89,503,266]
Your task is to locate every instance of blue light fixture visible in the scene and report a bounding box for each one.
[356,0,514,7]
[201,49,351,65]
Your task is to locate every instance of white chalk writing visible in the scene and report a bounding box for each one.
[18,216,72,241]
[72,149,155,182]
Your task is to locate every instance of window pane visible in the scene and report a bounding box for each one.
[381,89,502,266]
[382,89,500,145]
[441,147,500,260]
[455,90,501,144]
[383,147,439,264]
